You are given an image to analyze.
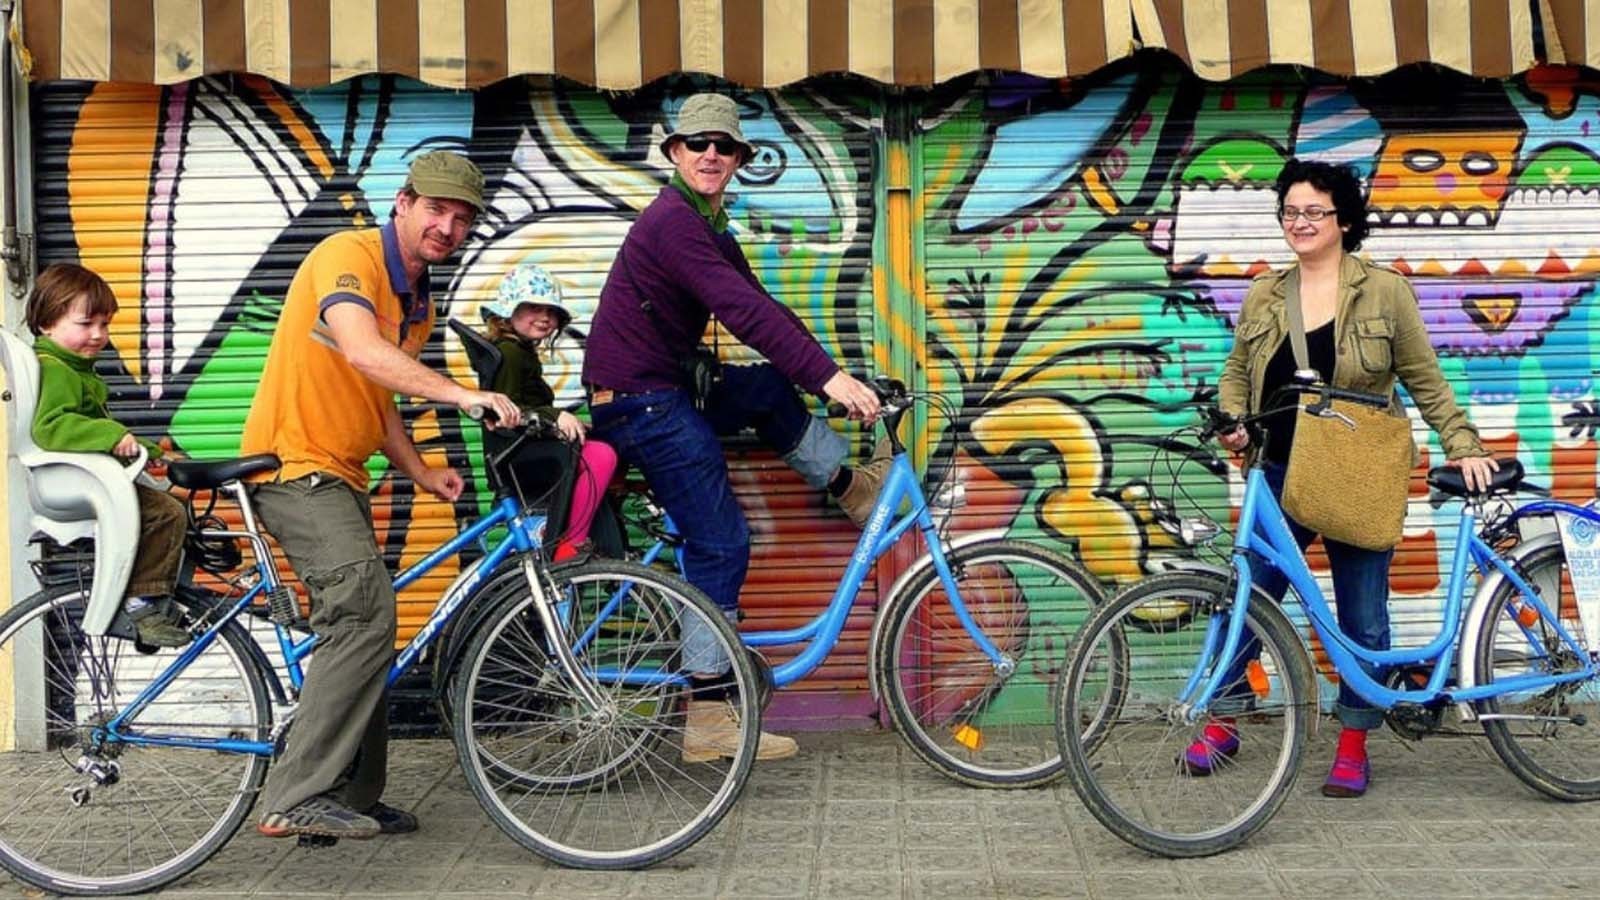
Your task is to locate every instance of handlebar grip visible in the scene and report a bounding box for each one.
[1317,384,1391,410]
[825,402,850,418]
[466,405,500,424]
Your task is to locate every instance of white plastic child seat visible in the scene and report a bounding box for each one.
[0,328,144,636]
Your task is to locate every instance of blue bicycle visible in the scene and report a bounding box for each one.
[1055,381,1600,857]
[604,376,1107,787]
[0,420,760,894]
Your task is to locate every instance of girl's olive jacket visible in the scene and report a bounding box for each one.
[1217,253,1487,468]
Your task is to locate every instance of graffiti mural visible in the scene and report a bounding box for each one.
[30,58,1600,723]
[916,62,1600,696]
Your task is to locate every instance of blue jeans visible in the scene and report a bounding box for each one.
[588,364,847,673]
[1221,461,1393,730]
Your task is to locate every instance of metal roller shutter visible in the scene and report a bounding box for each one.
[31,75,884,728]
[917,60,1600,692]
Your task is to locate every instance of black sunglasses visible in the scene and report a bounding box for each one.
[681,133,743,156]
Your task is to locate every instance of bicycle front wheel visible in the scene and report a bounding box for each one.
[1057,572,1311,857]
[1475,541,1600,800]
[0,586,272,896]
[451,559,757,869]
[876,538,1105,788]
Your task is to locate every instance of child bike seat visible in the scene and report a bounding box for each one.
[447,318,504,390]
[0,328,145,636]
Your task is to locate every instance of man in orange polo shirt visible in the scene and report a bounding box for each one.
[242,151,521,840]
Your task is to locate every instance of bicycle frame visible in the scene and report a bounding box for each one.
[1187,464,1600,719]
[589,446,1007,690]
[101,492,547,757]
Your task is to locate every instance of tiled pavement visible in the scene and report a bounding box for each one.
[5,724,1599,899]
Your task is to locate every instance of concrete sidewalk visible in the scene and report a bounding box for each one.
[7,727,1597,899]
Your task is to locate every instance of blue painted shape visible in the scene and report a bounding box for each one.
[955,75,1134,232]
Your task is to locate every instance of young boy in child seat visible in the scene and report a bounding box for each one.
[26,263,190,648]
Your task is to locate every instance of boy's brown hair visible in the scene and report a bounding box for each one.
[25,263,118,336]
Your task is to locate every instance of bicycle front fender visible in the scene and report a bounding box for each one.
[1454,530,1561,722]
[865,529,1006,702]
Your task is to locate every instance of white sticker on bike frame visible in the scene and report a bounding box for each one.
[1554,512,1600,658]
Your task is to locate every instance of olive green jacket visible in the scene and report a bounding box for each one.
[1218,254,1486,467]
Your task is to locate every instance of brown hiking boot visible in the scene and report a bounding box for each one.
[682,700,798,762]
[837,438,894,527]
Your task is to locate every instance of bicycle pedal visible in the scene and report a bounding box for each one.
[296,834,339,849]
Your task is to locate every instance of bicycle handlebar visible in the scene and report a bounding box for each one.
[1202,379,1390,440]
[824,375,912,419]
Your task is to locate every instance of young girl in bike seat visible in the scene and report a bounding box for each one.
[482,262,617,562]
[26,263,191,648]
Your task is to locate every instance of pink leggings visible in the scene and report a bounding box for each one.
[555,439,618,560]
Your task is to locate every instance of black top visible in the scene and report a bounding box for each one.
[1260,319,1336,465]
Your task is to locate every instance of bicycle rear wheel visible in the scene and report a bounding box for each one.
[451,559,757,869]
[1056,572,1311,857]
[876,538,1106,788]
[1475,541,1600,800]
[0,586,271,895]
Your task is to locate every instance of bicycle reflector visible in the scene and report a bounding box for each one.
[1246,660,1271,699]
[952,723,984,752]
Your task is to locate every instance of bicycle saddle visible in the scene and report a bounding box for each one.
[1426,458,1524,497]
[167,454,282,490]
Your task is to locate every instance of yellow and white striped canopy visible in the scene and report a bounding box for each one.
[13,0,1567,89]
[14,0,1138,89]
[1130,0,1540,81]
[1541,0,1600,69]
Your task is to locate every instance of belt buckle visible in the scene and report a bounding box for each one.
[591,389,615,405]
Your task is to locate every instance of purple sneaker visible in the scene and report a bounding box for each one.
[1321,755,1371,797]
[1179,722,1240,776]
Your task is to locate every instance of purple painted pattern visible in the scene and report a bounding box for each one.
[1195,277,1588,357]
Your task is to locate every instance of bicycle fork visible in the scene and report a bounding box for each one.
[520,556,612,716]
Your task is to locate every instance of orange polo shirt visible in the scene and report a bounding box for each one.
[241,223,435,490]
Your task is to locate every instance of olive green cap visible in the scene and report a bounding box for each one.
[404,150,485,211]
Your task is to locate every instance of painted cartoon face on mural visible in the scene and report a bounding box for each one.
[1365,132,1519,227]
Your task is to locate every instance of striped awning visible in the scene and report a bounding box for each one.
[1130,0,1539,81]
[1541,0,1600,68]
[13,0,1137,90]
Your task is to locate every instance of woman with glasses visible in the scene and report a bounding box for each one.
[1203,158,1497,797]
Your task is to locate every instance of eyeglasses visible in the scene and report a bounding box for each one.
[682,134,742,156]
[1279,206,1333,223]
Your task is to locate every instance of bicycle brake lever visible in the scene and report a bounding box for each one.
[1310,406,1357,430]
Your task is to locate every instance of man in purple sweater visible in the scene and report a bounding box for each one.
[583,93,886,761]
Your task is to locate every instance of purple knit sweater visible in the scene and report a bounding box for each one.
[582,187,840,395]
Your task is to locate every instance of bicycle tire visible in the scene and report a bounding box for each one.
[0,585,272,896]
[450,558,758,869]
[875,538,1106,788]
[1057,572,1312,857]
[1474,541,1600,800]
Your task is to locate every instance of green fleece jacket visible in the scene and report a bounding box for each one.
[491,336,560,424]
[32,336,162,458]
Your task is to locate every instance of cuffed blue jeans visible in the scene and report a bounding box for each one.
[1220,461,1393,730]
[589,363,847,674]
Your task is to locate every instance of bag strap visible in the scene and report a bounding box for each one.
[1282,267,1310,372]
